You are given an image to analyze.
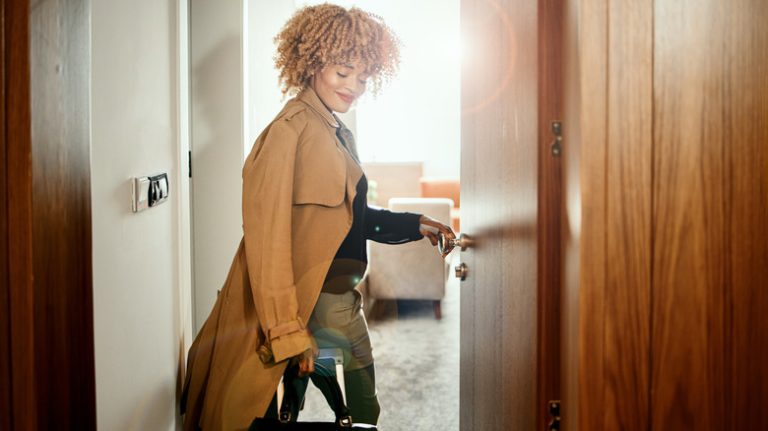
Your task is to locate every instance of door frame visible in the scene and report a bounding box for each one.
[2,0,36,428]
[537,0,565,428]
[2,0,96,428]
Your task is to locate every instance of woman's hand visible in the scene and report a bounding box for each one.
[292,334,317,377]
[297,348,315,376]
[419,215,456,258]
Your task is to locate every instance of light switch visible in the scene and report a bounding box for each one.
[132,173,169,212]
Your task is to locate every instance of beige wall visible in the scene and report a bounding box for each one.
[91,0,192,429]
[189,0,246,330]
[246,2,296,150]
[191,1,297,332]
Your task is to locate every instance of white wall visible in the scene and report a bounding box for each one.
[190,0,247,329]
[299,0,461,178]
[191,1,297,332]
[354,0,461,178]
[246,2,296,151]
[91,0,192,429]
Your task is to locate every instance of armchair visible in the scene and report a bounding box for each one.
[366,197,453,319]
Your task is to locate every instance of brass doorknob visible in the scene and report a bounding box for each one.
[438,232,475,255]
[455,262,468,281]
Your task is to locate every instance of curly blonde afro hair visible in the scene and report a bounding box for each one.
[274,4,401,96]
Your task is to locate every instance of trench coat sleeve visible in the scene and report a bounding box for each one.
[242,117,312,364]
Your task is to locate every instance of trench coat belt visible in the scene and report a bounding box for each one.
[268,318,306,340]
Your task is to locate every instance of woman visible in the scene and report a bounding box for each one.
[181,5,454,430]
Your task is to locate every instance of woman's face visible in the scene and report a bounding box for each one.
[310,62,369,113]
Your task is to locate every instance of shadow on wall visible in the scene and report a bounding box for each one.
[191,34,248,332]
[193,35,243,165]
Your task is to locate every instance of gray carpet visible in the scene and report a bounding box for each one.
[298,258,461,430]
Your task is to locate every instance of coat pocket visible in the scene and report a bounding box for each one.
[292,140,347,207]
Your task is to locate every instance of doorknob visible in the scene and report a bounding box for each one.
[438,232,475,255]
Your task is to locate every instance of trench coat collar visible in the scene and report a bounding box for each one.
[297,87,339,129]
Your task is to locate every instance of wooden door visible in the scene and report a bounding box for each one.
[2,0,96,428]
[567,0,655,429]
[460,0,562,429]
[570,0,768,429]
[651,0,768,427]
[1,1,36,428]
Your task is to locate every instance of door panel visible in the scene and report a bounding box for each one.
[576,0,654,428]
[603,1,654,429]
[652,0,768,428]
[460,0,539,429]
[573,0,609,429]
[576,0,768,429]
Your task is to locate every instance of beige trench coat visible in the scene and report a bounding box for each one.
[181,87,363,430]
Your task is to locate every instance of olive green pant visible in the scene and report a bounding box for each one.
[265,364,380,425]
[266,290,380,425]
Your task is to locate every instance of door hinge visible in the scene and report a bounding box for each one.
[188,150,192,178]
[551,121,562,156]
[548,400,561,430]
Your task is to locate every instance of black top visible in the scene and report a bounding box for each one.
[321,128,423,294]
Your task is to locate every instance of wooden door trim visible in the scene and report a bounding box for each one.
[536,0,564,428]
[3,0,37,428]
[1,1,11,426]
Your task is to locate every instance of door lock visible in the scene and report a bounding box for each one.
[454,262,468,281]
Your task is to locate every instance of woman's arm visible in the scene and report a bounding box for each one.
[365,207,455,257]
[364,206,423,244]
